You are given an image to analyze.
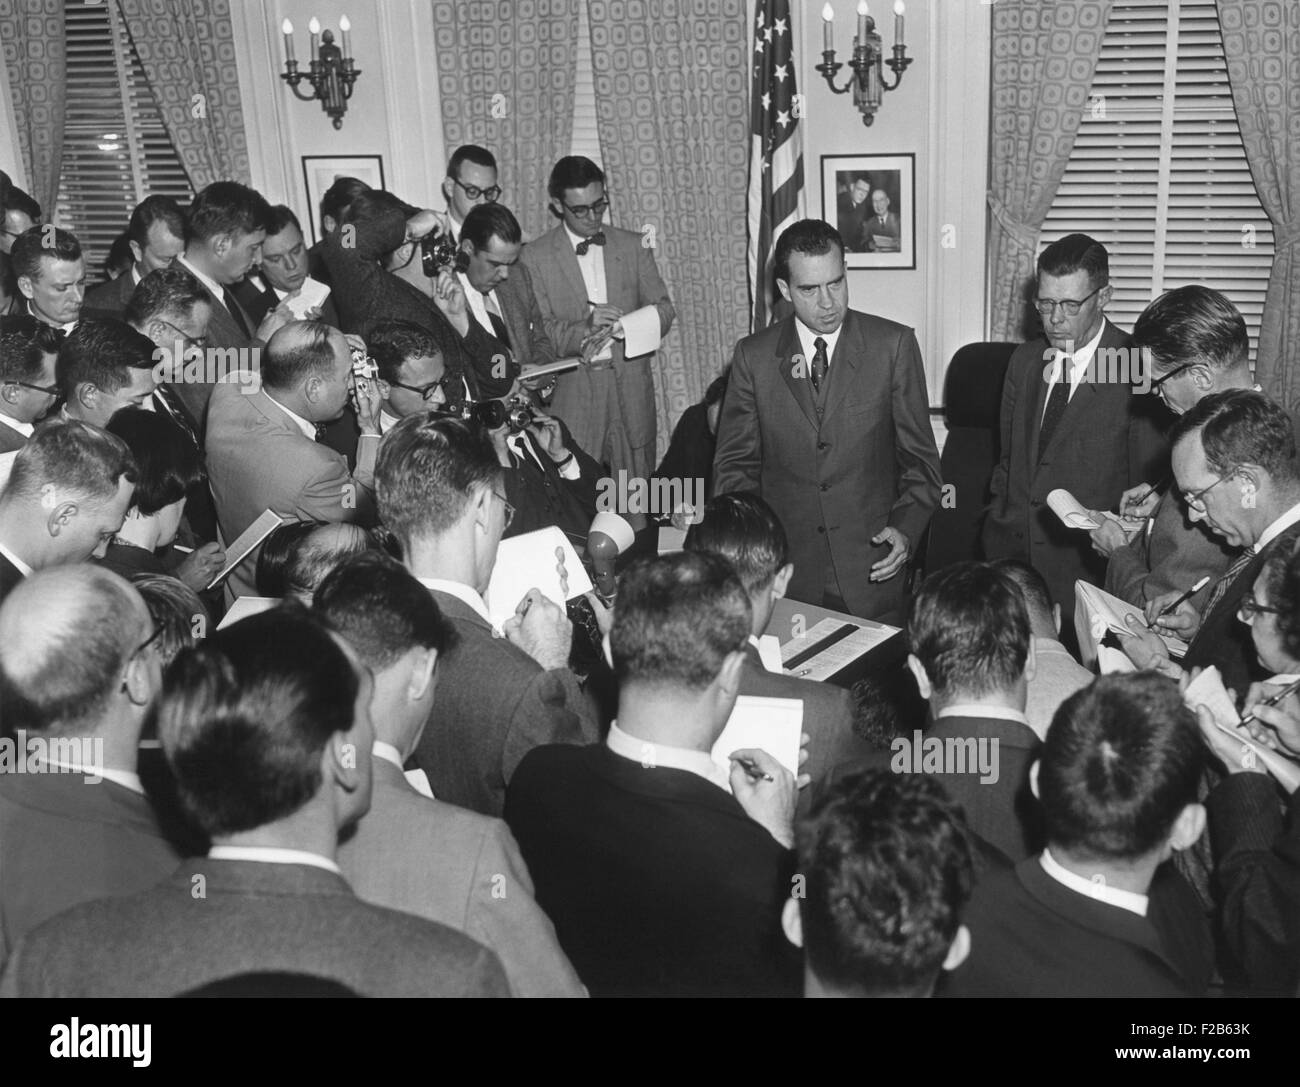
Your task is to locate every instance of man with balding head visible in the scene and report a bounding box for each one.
[0,418,137,600]
[205,320,383,598]
[0,566,184,964]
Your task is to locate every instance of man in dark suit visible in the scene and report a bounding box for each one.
[0,566,184,964]
[375,415,602,818]
[0,606,509,997]
[981,233,1164,634]
[684,491,870,806]
[0,419,136,602]
[942,673,1213,997]
[231,205,339,330]
[318,553,585,997]
[0,316,60,452]
[505,551,805,997]
[835,177,872,253]
[714,218,941,624]
[82,195,186,319]
[520,156,676,484]
[307,175,372,287]
[864,189,902,253]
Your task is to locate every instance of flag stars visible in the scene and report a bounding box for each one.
[775,17,788,35]
[774,63,790,83]
[777,110,791,127]
[761,92,771,111]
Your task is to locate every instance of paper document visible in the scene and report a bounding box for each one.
[779,617,899,683]
[1075,581,1187,659]
[619,306,663,360]
[1047,489,1103,531]
[485,526,593,630]
[710,695,803,791]
[519,356,584,380]
[285,277,331,320]
[1184,667,1300,792]
[657,526,687,554]
[756,635,784,673]
[217,596,278,630]
[208,510,285,590]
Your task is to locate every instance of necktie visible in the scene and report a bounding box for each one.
[811,336,828,395]
[1038,358,1070,460]
[575,232,607,257]
[222,287,252,340]
[483,292,511,348]
[154,387,199,450]
[1202,547,1256,619]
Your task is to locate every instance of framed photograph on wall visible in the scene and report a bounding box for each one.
[301,155,386,244]
[821,153,915,270]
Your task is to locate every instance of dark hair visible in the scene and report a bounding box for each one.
[0,566,144,734]
[1041,672,1203,860]
[1170,388,1299,483]
[4,186,40,223]
[704,368,730,408]
[319,176,372,234]
[56,317,156,400]
[314,551,456,670]
[126,194,186,251]
[2,416,137,506]
[684,491,788,595]
[448,145,498,180]
[0,251,16,302]
[1263,528,1300,661]
[0,314,62,384]
[908,562,1030,702]
[133,573,208,666]
[773,219,844,285]
[186,181,273,245]
[376,415,502,546]
[1132,285,1248,377]
[610,551,751,691]
[797,769,973,996]
[158,605,360,838]
[283,523,383,599]
[368,319,443,385]
[461,203,522,250]
[11,227,82,282]
[255,520,320,597]
[547,156,605,202]
[340,189,412,230]
[104,406,203,516]
[125,266,209,328]
[262,320,336,390]
[1037,232,1109,288]
[104,233,134,279]
[265,204,303,239]
[990,557,1054,622]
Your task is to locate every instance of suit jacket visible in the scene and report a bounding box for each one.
[713,311,941,623]
[504,742,801,997]
[519,224,675,471]
[81,269,136,318]
[1207,769,1300,994]
[1025,636,1093,741]
[337,756,584,997]
[0,417,24,454]
[204,382,377,598]
[168,259,259,427]
[654,401,717,503]
[479,261,557,372]
[322,207,515,399]
[0,772,182,965]
[941,856,1212,997]
[0,858,509,997]
[865,211,902,251]
[0,551,23,603]
[835,194,871,251]
[981,321,1166,625]
[415,589,602,818]
[1106,490,1233,609]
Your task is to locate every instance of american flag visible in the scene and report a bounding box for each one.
[748,0,804,332]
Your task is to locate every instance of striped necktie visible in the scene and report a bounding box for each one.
[1202,547,1256,619]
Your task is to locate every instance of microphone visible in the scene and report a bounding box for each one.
[587,511,635,602]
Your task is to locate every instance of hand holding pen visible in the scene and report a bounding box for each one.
[1144,576,1209,636]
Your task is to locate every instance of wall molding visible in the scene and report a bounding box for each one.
[375,0,446,204]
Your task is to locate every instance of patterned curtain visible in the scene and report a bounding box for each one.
[1218,0,1300,409]
[987,0,1112,341]
[0,0,65,216]
[433,0,580,241]
[115,0,251,189]
[588,0,749,455]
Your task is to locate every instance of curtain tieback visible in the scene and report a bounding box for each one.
[987,192,1040,252]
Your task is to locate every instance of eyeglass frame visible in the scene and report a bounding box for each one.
[5,378,60,396]
[155,318,209,351]
[388,377,447,402]
[1238,594,1284,622]
[1032,284,1103,318]
[493,489,515,530]
[451,177,502,203]
[1181,465,1243,512]
[1149,361,1196,395]
[560,197,610,220]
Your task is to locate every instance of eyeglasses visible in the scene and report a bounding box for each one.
[388,378,446,402]
[156,318,209,351]
[562,197,609,220]
[6,379,59,396]
[451,177,502,203]
[1182,467,1241,512]
[1149,362,1195,395]
[1033,285,1103,317]
[493,490,515,530]
[1238,595,1284,622]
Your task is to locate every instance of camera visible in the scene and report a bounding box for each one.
[420,225,462,278]
[470,396,534,433]
[350,347,378,394]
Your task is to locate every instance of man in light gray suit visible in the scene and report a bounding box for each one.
[319,553,585,997]
[0,606,509,997]
[520,156,675,481]
[205,321,382,598]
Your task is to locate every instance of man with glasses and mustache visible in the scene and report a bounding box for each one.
[0,316,60,453]
[981,233,1164,645]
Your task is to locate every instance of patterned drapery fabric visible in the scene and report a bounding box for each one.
[116,0,251,190]
[433,0,580,242]
[987,0,1112,342]
[588,0,750,455]
[0,0,65,216]
[1218,0,1300,408]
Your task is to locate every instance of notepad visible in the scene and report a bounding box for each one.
[208,510,285,590]
[285,277,331,320]
[710,695,804,792]
[484,526,593,629]
[1184,667,1300,792]
[216,596,278,630]
[619,306,663,360]
[1076,581,1188,659]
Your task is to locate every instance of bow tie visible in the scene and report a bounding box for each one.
[575,232,606,257]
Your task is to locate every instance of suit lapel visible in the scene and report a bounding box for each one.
[1026,337,1053,459]
[548,229,590,314]
[776,319,818,429]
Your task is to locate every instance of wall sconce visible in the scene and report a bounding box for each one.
[280,16,362,130]
[817,1,912,127]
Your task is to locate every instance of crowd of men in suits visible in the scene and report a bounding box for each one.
[0,151,1299,999]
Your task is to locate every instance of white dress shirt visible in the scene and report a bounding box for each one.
[1040,846,1149,917]
[417,576,495,627]
[793,318,842,379]
[1256,500,1300,551]
[0,415,33,439]
[207,845,342,875]
[936,704,1032,726]
[606,721,730,792]
[177,255,228,306]
[1041,319,1107,421]
[0,540,33,577]
[262,390,317,440]
[26,300,75,334]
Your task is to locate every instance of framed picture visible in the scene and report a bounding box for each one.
[821,153,915,270]
[301,155,386,244]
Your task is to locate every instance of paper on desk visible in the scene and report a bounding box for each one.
[485,525,593,630]
[1076,581,1187,659]
[619,306,662,360]
[1184,667,1300,792]
[779,617,899,683]
[710,695,803,791]
[208,509,285,590]
[285,277,331,320]
[217,596,278,630]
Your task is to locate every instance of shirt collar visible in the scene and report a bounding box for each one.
[417,577,494,627]
[177,254,227,301]
[131,265,143,287]
[0,415,33,438]
[793,317,842,373]
[379,408,401,434]
[26,300,76,333]
[38,755,140,793]
[564,223,601,254]
[262,390,317,440]
[1256,500,1300,551]
[1040,847,1149,917]
[936,704,1031,726]
[371,741,405,771]
[0,540,34,577]
[1051,319,1107,376]
[606,721,730,791]
[207,845,342,875]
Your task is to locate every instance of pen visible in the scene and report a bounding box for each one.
[1147,575,1210,629]
[731,756,775,783]
[172,545,194,554]
[1126,476,1169,515]
[1238,675,1300,729]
